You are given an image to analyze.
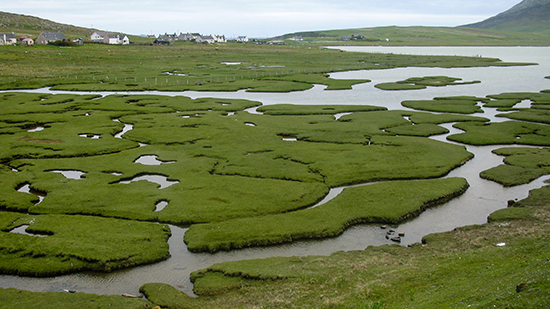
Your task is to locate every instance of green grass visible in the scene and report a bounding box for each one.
[257,104,385,115]
[402,97,484,114]
[480,147,550,186]
[3,182,549,309]
[448,121,550,146]
[0,212,170,276]
[0,44,548,308]
[261,73,371,90]
[499,108,550,124]
[0,288,155,309]
[184,178,468,253]
[1,93,476,225]
[139,183,550,308]
[0,43,534,92]
[375,76,480,91]
[279,26,550,46]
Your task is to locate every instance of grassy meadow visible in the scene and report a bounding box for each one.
[0,43,533,93]
[0,41,549,308]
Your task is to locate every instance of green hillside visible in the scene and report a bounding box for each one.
[0,11,98,39]
[463,0,550,35]
[278,26,550,46]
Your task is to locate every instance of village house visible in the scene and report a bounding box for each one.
[178,32,200,41]
[289,36,303,41]
[236,36,248,43]
[91,31,130,45]
[105,34,130,45]
[158,33,178,41]
[196,35,215,44]
[213,35,226,43]
[36,32,67,45]
[21,38,34,46]
[0,33,17,46]
[91,31,111,42]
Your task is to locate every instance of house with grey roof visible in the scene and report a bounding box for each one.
[36,32,67,45]
[196,35,215,44]
[91,31,129,45]
[178,33,200,41]
[91,31,113,42]
[0,33,17,46]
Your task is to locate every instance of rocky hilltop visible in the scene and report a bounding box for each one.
[463,0,550,34]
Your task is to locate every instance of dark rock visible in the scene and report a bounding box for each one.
[516,282,528,293]
[390,236,401,243]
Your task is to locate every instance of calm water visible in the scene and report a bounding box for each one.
[1,46,549,296]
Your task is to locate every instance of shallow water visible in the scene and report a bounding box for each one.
[1,46,549,297]
[134,155,175,166]
[118,174,179,189]
[49,170,86,180]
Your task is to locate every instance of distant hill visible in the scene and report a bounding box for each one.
[462,0,550,34]
[276,26,550,46]
[0,11,97,38]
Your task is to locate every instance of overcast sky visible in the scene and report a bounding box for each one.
[4,0,521,38]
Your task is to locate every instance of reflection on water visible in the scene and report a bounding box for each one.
[1,46,549,296]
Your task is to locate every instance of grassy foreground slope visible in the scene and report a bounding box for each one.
[138,184,550,309]
[1,183,548,308]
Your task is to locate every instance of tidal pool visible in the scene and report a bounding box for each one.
[49,170,86,179]
[134,155,175,166]
[113,119,133,139]
[117,174,179,189]
[9,225,49,237]
[1,46,549,297]
[16,183,46,205]
[27,126,45,132]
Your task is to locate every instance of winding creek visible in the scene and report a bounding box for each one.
[1,46,549,297]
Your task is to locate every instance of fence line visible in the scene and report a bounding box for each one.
[1,67,361,87]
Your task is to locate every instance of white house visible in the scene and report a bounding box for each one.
[196,35,215,44]
[21,38,34,46]
[236,36,248,43]
[213,35,226,43]
[119,35,130,45]
[91,31,129,44]
[91,31,112,42]
[0,33,17,46]
[102,33,130,45]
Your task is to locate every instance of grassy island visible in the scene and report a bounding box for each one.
[375,76,480,91]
